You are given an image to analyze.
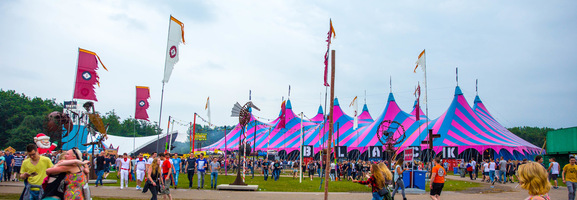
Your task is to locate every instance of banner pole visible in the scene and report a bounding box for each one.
[324,50,336,200]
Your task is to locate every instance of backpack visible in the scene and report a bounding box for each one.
[377,186,392,200]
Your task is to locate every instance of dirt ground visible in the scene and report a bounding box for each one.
[0,175,568,200]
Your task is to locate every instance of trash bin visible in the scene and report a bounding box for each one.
[454,166,459,175]
[413,170,426,190]
[403,170,411,188]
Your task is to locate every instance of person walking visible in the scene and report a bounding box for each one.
[147,158,162,200]
[429,158,446,200]
[135,153,147,190]
[4,151,13,182]
[329,162,336,181]
[119,153,131,189]
[391,158,407,200]
[95,151,106,187]
[547,157,560,189]
[507,160,516,183]
[272,160,282,181]
[195,153,208,189]
[184,153,196,189]
[353,164,387,200]
[0,151,5,182]
[518,162,551,200]
[262,158,270,181]
[209,157,220,189]
[171,154,181,189]
[499,157,507,184]
[159,153,173,200]
[489,158,496,185]
[563,156,577,200]
[12,152,23,182]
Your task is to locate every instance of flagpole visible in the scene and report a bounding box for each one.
[324,50,336,200]
[158,15,173,153]
[157,83,165,153]
[300,112,303,183]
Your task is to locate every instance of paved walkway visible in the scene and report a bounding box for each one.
[0,176,568,200]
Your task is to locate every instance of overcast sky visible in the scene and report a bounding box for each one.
[1,1,576,141]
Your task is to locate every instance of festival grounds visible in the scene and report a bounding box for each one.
[0,172,568,200]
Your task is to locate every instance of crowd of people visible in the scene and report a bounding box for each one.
[2,145,577,200]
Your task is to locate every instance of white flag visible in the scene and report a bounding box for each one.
[414,49,427,107]
[163,16,185,83]
[349,96,358,130]
[205,96,211,126]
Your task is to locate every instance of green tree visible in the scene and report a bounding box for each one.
[508,126,554,147]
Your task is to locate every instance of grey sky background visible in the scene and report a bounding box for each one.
[1,1,576,141]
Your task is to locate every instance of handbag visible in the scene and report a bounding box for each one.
[377,186,392,200]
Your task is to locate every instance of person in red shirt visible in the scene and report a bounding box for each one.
[430,157,446,200]
[159,153,173,200]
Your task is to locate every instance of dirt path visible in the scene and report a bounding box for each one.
[0,176,568,200]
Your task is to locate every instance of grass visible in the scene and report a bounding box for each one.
[101,169,479,192]
[0,193,138,200]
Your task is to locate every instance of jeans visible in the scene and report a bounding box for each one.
[0,168,3,182]
[96,170,104,185]
[568,181,577,200]
[210,172,218,188]
[4,166,11,181]
[371,192,383,200]
[172,171,179,186]
[318,168,321,177]
[197,171,206,188]
[149,181,158,200]
[29,190,39,200]
[499,171,506,182]
[392,179,406,198]
[273,169,280,181]
[263,169,269,181]
[489,170,495,183]
[250,167,254,178]
[187,170,195,188]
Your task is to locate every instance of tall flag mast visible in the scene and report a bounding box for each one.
[157,15,185,152]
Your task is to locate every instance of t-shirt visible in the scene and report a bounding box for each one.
[14,156,24,167]
[563,164,577,182]
[499,160,507,171]
[0,156,5,168]
[161,160,171,178]
[432,164,446,183]
[186,158,196,171]
[135,158,147,171]
[210,161,220,172]
[550,162,559,175]
[147,157,155,165]
[120,158,131,170]
[471,161,476,170]
[273,161,281,170]
[5,154,14,166]
[172,158,181,170]
[262,161,270,170]
[489,162,496,170]
[330,163,336,170]
[196,158,207,172]
[104,158,111,167]
[21,156,53,190]
[96,156,105,171]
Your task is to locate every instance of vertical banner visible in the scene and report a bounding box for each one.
[443,146,458,159]
[135,86,150,121]
[302,145,314,158]
[323,19,335,86]
[369,146,383,158]
[163,16,185,83]
[334,146,347,158]
[74,48,107,101]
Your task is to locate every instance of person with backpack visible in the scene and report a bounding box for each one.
[354,164,390,200]
[466,160,474,180]
[391,158,407,200]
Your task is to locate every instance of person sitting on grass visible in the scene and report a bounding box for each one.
[353,164,387,200]
[518,161,551,200]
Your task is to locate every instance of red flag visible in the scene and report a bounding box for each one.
[414,84,421,121]
[323,19,336,87]
[135,86,150,121]
[278,101,286,129]
[73,48,107,101]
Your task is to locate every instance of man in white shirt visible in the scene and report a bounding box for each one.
[548,157,560,189]
[470,159,477,180]
[489,158,496,185]
[135,153,147,190]
[482,159,489,182]
[119,153,131,189]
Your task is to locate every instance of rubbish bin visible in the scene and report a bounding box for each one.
[454,166,459,175]
[403,170,411,188]
[413,170,426,190]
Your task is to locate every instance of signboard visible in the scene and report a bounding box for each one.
[369,146,383,158]
[407,146,421,159]
[404,148,414,162]
[64,101,77,109]
[195,133,207,141]
[302,145,314,158]
[334,146,347,158]
[443,146,458,159]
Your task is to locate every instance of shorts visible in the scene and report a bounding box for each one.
[160,179,171,194]
[483,172,489,176]
[13,166,21,173]
[309,171,315,176]
[104,166,110,172]
[430,182,444,196]
[551,174,558,180]
[137,170,145,181]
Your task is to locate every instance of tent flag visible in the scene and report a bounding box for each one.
[162,16,185,83]
[73,48,107,101]
[323,19,336,87]
[414,49,425,73]
[278,100,287,129]
[135,86,150,121]
[414,84,421,121]
[205,96,211,126]
[349,96,358,129]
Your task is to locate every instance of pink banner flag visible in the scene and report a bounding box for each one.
[73,48,107,101]
[278,101,286,129]
[323,19,336,87]
[135,86,150,121]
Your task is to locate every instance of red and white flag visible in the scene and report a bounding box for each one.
[73,48,107,101]
[349,96,358,130]
[135,86,150,121]
[163,16,185,83]
[323,19,336,86]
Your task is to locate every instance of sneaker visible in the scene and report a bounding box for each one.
[120,187,123,190]
[197,187,200,190]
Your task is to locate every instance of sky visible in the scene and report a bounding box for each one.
[1,0,576,142]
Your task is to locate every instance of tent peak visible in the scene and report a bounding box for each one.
[387,93,395,102]
[362,104,369,112]
[286,99,292,109]
[317,105,323,114]
[474,95,482,103]
[455,86,463,96]
[334,98,340,106]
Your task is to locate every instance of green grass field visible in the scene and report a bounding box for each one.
[101,170,479,192]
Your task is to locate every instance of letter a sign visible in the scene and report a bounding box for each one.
[443,147,458,159]
[302,145,313,158]
[369,146,383,158]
